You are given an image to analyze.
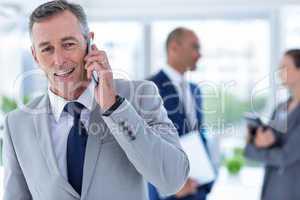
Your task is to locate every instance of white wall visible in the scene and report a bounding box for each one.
[78,0,298,19]
[0,32,23,97]
[1,0,300,19]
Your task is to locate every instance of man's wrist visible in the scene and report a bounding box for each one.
[102,95,125,116]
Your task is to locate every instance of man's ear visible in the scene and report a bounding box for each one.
[31,46,39,64]
[169,41,179,53]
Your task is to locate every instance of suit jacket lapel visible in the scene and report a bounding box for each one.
[158,70,181,111]
[189,84,208,149]
[32,95,80,198]
[81,103,104,199]
[189,84,202,125]
[157,70,189,136]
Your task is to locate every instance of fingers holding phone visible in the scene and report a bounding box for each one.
[84,43,111,79]
[83,40,117,110]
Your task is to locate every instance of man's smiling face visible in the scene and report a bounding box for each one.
[31,10,89,98]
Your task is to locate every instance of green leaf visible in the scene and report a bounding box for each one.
[0,95,31,113]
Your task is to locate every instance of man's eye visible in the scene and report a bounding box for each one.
[41,47,52,53]
[64,43,76,49]
[193,45,200,51]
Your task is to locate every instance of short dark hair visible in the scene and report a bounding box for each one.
[165,27,190,52]
[29,0,89,40]
[285,49,300,69]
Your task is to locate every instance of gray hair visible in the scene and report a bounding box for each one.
[29,0,89,40]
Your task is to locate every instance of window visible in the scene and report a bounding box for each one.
[90,22,144,80]
[282,6,300,49]
[152,20,270,130]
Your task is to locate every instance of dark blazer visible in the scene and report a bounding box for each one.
[245,100,300,200]
[148,70,214,200]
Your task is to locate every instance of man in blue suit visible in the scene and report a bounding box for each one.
[148,27,215,200]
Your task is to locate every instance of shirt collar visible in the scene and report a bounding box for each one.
[163,64,185,84]
[48,79,96,122]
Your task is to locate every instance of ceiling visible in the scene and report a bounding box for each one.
[0,0,299,20]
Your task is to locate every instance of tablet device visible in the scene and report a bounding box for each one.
[244,113,264,128]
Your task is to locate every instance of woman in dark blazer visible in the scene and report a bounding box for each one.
[245,49,300,200]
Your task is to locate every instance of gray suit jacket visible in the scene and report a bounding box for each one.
[3,79,189,200]
[245,100,300,200]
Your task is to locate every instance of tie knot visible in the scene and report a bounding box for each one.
[64,102,85,118]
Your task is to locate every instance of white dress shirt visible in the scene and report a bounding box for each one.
[163,64,198,130]
[48,80,96,180]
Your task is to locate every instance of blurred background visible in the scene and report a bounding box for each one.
[0,0,299,199]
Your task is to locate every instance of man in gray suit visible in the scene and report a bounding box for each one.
[3,1,189,199]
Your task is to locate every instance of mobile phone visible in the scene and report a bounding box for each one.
[244,113,263,128]
[244,112,267,135]
[87,38,99,84]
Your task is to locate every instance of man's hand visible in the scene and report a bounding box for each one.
[84,44,117,111]
[254,127,275,148]
[175,178,198,198]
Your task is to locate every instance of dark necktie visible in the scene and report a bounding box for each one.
[180,80,194,132]
[64,102,88,195]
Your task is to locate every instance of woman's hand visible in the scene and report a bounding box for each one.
[254,127,275,148]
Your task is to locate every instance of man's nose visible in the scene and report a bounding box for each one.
[53,49,65,66]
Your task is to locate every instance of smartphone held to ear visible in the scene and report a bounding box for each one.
[87,38,99,84]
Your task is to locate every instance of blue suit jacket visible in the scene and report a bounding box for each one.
[148,70,214,200]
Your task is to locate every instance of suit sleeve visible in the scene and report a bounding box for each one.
[3,114,32,200]
[244,124,300,169]
[102,81,190,196]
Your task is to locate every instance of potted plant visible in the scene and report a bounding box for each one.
[224,147,245,176]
